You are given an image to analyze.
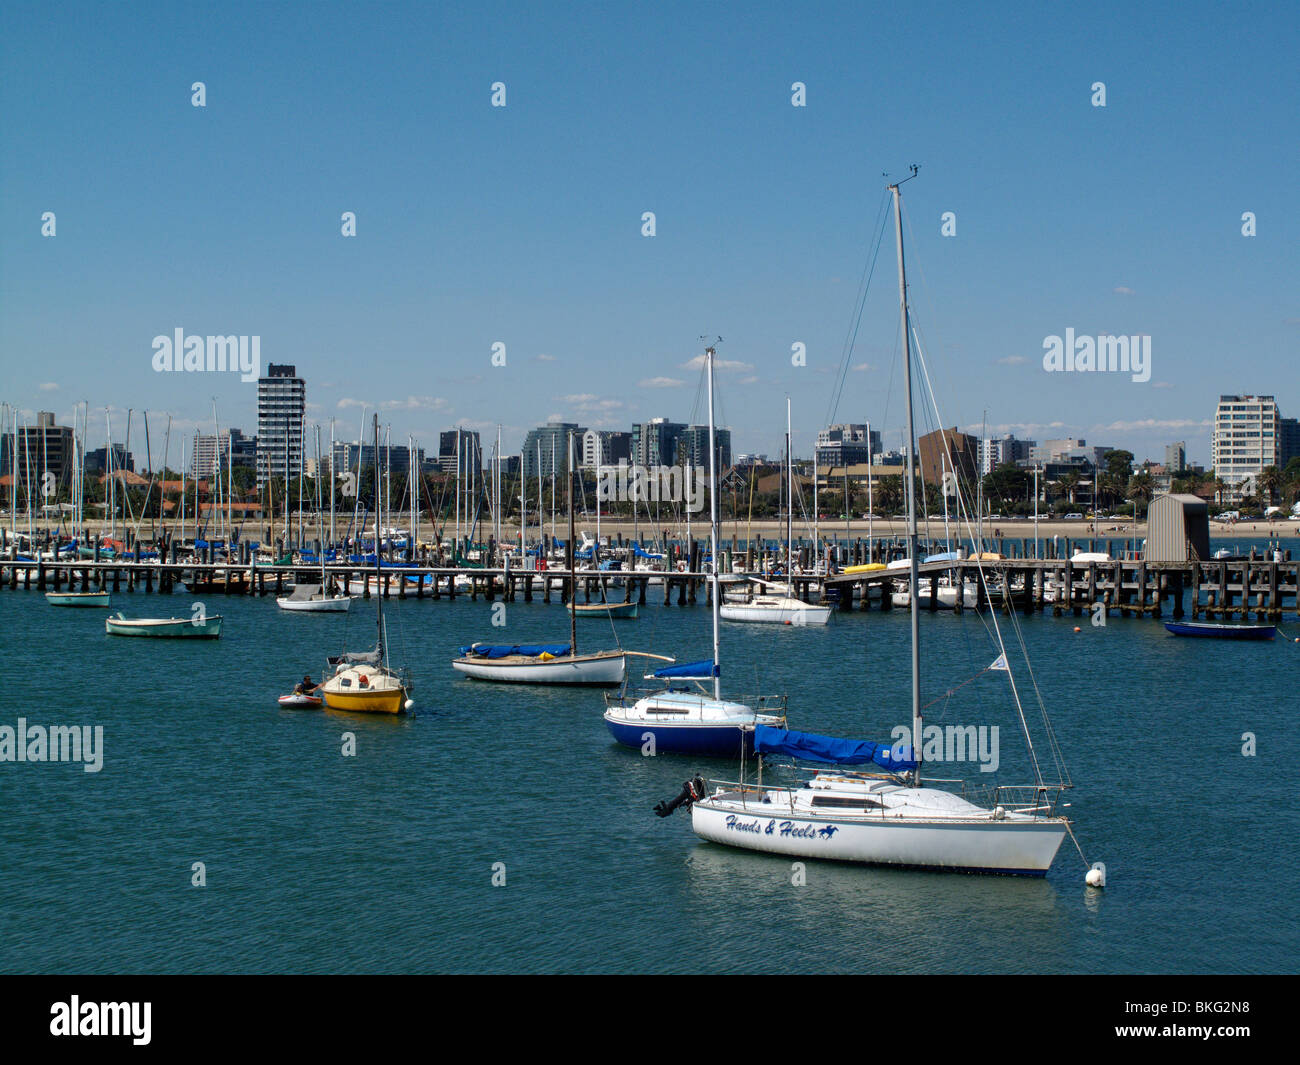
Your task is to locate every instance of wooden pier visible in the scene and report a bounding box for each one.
[4,553,1297,622]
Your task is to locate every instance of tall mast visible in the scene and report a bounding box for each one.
[567,431,577,656]
[786,397,793,576]
[706,345,722,701]
[372,413,385,664]
[891,170,923,785]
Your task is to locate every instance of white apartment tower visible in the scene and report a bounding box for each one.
[1212,395,1280,497]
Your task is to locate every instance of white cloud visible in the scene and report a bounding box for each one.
[851,363,874,372]
[996,355,1028,366]
[38,382,59,392]
[536,353,556,362]
[1113,286,1136,296]
[337,398,369,410]
[680,354,753,372]
[639,377,684,388]
[1091,418,1211,433]
[556,393,626,417]
[381,395,450,412]
[738,375,760,385]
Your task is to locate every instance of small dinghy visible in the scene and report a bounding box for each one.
[1164,621,1276,640]
[277,693,323,708]
[105,612,223,638]
[573,601,638,619]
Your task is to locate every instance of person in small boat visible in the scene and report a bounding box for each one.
[293,675,318,695]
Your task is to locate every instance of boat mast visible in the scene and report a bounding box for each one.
[786,398,792,576]
[567,431,577,656]
[706,344,722,701]
[891,168,923,785]
[372,413,385,665]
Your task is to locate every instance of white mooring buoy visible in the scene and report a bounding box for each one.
[1085,862,1106,888]
[404,699,415,711]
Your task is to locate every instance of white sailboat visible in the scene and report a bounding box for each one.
[719,398,831,626]
[677,174,1089,878]
[277,542,354,612]
[453,431,627,685]
[606,344,788,757]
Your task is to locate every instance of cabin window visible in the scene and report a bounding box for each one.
[812,796,884,810]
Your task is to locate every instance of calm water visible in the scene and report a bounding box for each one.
[1,547,1296,973]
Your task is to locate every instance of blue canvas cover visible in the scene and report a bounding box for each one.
[651,659,719,679]
[631,543,664,559]
[457,643,572,659]
[753,725,916,770]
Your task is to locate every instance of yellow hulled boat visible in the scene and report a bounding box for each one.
[319,414,413,715]
[320,661,408,714]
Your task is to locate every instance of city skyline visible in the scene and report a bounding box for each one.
[2,2,1295,469]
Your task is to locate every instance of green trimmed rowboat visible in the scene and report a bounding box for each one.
[105,612,223,638]
[573,601,638,619]
[46,591,111,607]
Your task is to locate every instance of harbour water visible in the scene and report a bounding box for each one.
[1,553,1296,974]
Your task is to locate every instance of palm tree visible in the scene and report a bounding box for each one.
[1127,472,1155,518]
[1214,477,1229,507]
[1058,471,1082,506]
[1257,465,1282,506]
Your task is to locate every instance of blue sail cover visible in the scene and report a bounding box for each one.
[631,542,664,559]
[457,643,572,659]
[651,659,719,679]
[753,725,917,770]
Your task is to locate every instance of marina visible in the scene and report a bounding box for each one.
[2,0,1295,995]
[7,547,1299,622]
[3,573,1295,974]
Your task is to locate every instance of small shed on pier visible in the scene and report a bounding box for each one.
[1145,494,1210,562]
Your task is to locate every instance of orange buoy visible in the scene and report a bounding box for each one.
[1073,626,1081,633]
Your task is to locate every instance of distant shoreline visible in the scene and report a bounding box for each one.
[29,516,1300,543]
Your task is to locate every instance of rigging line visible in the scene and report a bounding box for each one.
[825,188,893,430]
[920,664,997,712]
[907,300,1061,789]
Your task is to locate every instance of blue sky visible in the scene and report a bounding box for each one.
[2,1,1296,468]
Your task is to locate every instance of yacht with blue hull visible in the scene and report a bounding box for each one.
[603,345,790,758]
[603,669,787,757]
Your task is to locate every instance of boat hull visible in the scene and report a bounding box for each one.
[573,602,638,619]
[1164,622,1275,640]
[604,718,758,757]
[720,602,831,625]
[452,652,626,685]
[105,615,223,638]
[278,694,323,708]
[276,596,353,612]
[320,688,405,714]
[691,798,1066,875]
[45,592,110,607]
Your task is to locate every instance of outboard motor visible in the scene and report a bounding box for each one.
[654,775,709,818]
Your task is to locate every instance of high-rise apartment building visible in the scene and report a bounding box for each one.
[815,424,881,468]
[1212,395,1280,495]
[675,426,732,471]
[631,418,686,468]
[522,421,582,480]
[581,429,632,469]
[256,364,306,487]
